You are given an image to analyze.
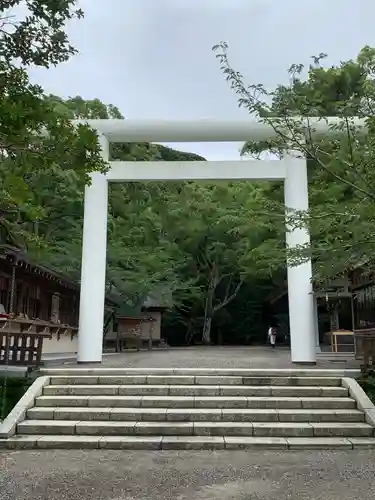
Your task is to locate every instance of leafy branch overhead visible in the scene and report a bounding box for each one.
[213,42,375,281]
[0,1,107,246]
[0,0,83,67]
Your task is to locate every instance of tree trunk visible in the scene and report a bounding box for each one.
[202,315,212,344]
[217,328,223,345]
[201,263,243,345]
[202,266,217,344]
[185,323,194,345]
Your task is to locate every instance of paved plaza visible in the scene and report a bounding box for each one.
[56,346,360,370]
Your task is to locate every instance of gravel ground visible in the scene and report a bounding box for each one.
[1,347,364,499]
[1,449,375,499]
[57,346,360,370]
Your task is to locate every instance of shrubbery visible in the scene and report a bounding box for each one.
[357,371,375,403]
[0,377,32,419]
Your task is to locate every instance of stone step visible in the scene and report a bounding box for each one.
[48,375,343,387]
[16,420,374,437]
[5,368,372,451]
[2,435,375,450]
[34,395,357,409]
[26,407,365,423]
[42,384,349,398]
[277,409,364,422]
[41,368,360,378]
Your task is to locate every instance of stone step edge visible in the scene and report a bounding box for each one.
[17,420,374,438]
[20,419,373,428]
[2,435,375,450]
[43,385,348,397]
[41,368,360,377]
[45,384,348,393]
[27,407,365,422]
[45,384,346,389]
[48,376,344,386]
[34,395,357,410]
[35,395,355,402]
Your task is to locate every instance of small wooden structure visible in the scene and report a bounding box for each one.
[315,278,355,352]
[330,330,354,353]
[266,276,356,352]
[0,318,78,367]
[0,246,79,326]
[105,290,171,351]
[110,315,156,352]
[0,246,115,358]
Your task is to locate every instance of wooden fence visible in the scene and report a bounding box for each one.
[0,332,51,367]
[354,328,375,371]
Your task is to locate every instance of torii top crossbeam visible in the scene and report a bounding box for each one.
[74,117,367,143]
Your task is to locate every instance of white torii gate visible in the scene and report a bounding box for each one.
[76,118,362,365]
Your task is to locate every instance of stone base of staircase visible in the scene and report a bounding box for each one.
[2,435,375,450]
[1,368,375,450]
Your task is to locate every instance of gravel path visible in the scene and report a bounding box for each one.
[1,449,375,499]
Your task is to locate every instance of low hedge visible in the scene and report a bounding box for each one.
[357,371,375,403]
[0,376,33,419]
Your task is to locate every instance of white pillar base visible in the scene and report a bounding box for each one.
[284,155,316,364]
[77,136,109,363]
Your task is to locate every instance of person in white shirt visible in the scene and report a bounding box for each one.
[268,325,276,348]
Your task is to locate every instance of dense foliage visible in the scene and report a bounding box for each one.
[4,2,375,346]
[0,376,32,419]
[0,3,277,346]
[357,371,375,403]
[24,95,276,343]
[5,93,274,344]
[0,1,107,247]
[213,42,375,283]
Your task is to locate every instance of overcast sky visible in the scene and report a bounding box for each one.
[28,0,375,160]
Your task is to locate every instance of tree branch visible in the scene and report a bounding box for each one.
[213,43,375,201]
[281,115,375,201]
[213,279,243,313]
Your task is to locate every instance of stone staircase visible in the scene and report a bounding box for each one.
[2,369,375,449]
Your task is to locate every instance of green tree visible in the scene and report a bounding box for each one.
[0,1,107,247]
[161,181,275,343]
[26,96,208,309]
[213,42,375,282]
[1,86,278,343]
[0,0,83,67]
[27,96,275,342]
